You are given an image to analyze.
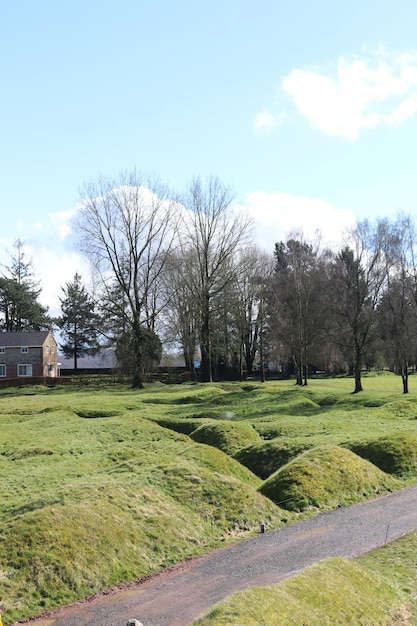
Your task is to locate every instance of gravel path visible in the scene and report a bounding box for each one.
[16,485,417,626]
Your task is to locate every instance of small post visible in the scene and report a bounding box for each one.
[260,522,266,533]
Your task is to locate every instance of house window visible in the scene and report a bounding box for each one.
[0,348,4,354]
[18,364,32,377]
[21,347,28,354]
[0,365,5,377]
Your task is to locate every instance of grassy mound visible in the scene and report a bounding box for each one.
[192,557,403,625]
[189,421,261,456]
[347,433,417,476]
[382,399,417,418]
[258,445,398,511]
[0,394,284,623]
[180,443,261,487]
[3,375,417,623]
[277,396,321,415]
[1,467,281,623]
[2,488,200,617]
[250,421,285,440]
[233,439,313,479]
[76,409,120,418]
[152,416,208,435]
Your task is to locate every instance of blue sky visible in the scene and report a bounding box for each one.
[2,1,417,313]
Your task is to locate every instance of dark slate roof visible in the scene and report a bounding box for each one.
[0,331,53,347]
[58,349,118,369]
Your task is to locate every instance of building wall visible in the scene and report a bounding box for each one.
[0,334,59,379]
[42,337,59,377]
[0,346,43,377]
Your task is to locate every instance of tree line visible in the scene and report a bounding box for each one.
[1,171,417,393]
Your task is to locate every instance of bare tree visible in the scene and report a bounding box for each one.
[74,169,178,387]
[326,220,389,393]
[231,247,275,378]
[179,176,253,382]
[162,248,199,375]
[270,233,326,386]
[378,214,417,393]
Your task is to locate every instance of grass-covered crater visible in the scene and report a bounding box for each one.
[2,375,417,623]
[258,445,399,511]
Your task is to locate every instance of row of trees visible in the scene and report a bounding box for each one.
[72,171,253,386]
[2,171,417,393]
[71,170,417,394]
[270,216,417,394]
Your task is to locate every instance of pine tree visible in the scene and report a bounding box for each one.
[0,239,50,331]
[58,273,99,371]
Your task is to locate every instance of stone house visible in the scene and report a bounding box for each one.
[0,331,59,379]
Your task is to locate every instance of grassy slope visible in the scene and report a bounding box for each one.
[0,383,283,623]
[193,530,417,625]
[2,373,417,623]
[192,557,405,625]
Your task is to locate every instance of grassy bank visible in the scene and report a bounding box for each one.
[193,529,417,625]
[1,372,417,623]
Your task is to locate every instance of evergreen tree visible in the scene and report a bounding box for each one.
[0,239,50,331]
[58,273,99,371]
[115,325,162,379]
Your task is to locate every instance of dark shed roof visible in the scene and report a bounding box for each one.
[0,331,53,347]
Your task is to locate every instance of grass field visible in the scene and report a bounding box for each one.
[1,372,417,624]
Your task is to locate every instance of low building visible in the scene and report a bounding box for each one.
[0,331,59,380]
[58,349,118,375]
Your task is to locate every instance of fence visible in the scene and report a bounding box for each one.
[0,375,129,389]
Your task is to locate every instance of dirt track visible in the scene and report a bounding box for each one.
[14,485,417,626]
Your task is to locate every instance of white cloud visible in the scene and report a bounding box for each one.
[253,109,278,131]
[258,49,417,140]
[1,209,88,318]
[2,190,357,318]
[241,190,356,251]
[32,248,88,317]
[49,208,78,240]
[383,93,417,125]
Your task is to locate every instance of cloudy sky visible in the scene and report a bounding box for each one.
[1,1,417,314]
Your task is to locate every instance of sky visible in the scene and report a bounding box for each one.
[2,0,417,315]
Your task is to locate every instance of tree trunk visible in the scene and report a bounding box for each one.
[303,363,308,386]
[200,309,212,382]
[184,355,195,376]
[294,356,302,386]
[239,336,244,381]
[353,348,363,393]
[74,327,78,373]
[244,335,254,375]
[302,335,308,386]
[401,361,409,394]
[131,371,144,389]
[131,324,144,389]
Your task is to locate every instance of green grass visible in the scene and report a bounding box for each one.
[192,527,417,625]
[189,420,261,455]
[347,432,417,476]
[191,557,406,625]
[2,374,417,623]
[258,444,399,511]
